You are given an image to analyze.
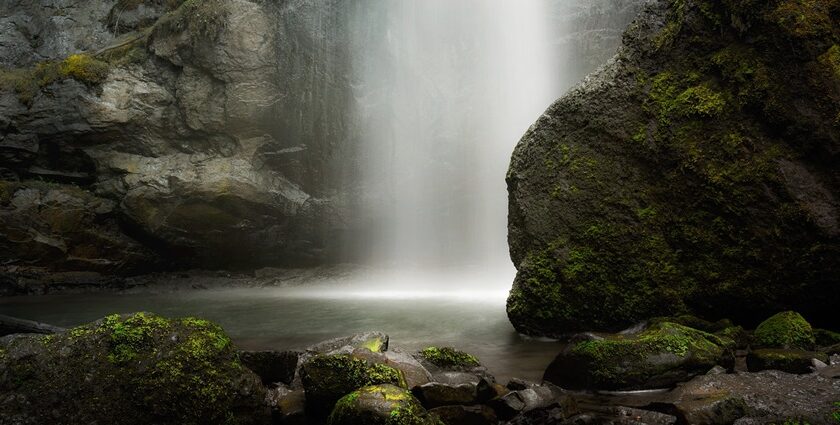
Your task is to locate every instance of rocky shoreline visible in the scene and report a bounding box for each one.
[2,311,838,425]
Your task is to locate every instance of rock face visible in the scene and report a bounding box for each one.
[0,0,356,276]
[0,313,269,425]
[1,0,648,281]
[507,0,840,337]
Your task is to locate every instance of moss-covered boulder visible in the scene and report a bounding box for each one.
[418,347,480,369]
[328,385,442,425]
[543,322,735,390]
[506,0,840,337]
[300,353,407,415]
[746,348,828,374]
[0,313,269,425]
[753,311,815,350]
[814,328,840,347]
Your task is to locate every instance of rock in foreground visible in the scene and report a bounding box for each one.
[0,313,268,425]
[544,322,734,390]
[328,384,443,425]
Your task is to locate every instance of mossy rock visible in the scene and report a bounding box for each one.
[746,348,828,374]
[506,0,840,337]
[715,326,751,350]
[300,354,407,415]
[753,311,815,350]
[328,384,443,425]
[543,322,735,390]
[0,313,268,425]
[814,328,840,347]
[651,315,734,333]
[418,347,480,369]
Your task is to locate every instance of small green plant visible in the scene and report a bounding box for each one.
[832,402,840,423]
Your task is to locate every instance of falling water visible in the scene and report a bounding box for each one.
[351,1,562,286]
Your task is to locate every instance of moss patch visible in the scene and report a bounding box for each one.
[545,322,734,390]
[0,53,110,105]
[301,354,407,414]
[419,347,479,368]
[0,313,266,424]
[753,311,815,350]
[328,385,442,425]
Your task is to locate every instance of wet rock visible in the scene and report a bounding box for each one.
[429,405,498,425]
[672,370,840,424]
[412,378,495,408]
[753,311,816,350]
[0,313,269,424]
[490,386,567,421]
[0,181,156,274]
[670,392,748,425]
[814,328,840,347]
[307,332,390,356]
[544,322,735,390]
[327,384,441,425]
[240,350,301,385]
[299,353,406,415]
[746,348,828,374]
[418,346,480,368]
[506,0,840,338]
[561,407,677,425]
[0,314,65,336]
[266,385,306,425]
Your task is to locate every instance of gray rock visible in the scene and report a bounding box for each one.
[429,405,498,425]
[412,378,495,408]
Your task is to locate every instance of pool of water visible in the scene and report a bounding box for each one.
[0,282,562,383]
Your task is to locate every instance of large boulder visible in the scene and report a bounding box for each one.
[0,312,269,425]
[506,0,840,337]
[543,322,734,390]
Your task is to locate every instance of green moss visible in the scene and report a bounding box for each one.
[301,354,407,413]
[0,53,110,105]
[419,347,479,368]
[328,385,441,425]
[1,313,264,424]
[819,45,840,80]
[560,322,732,389]
[753,311,815,350]
[814,328,840,347]
[768,0,835,38]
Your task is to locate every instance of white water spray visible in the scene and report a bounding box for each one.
[351,1,562,290]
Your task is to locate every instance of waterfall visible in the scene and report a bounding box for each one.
[351,1,559,277]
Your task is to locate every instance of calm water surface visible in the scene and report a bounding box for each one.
[0,285,561,382]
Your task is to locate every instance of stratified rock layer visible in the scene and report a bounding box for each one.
[507,0,840,336]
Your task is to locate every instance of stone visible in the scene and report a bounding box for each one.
[412,378,495,409]
[0,313,269,424]
[506,0,840,338]
[544,322,735,390]
[746,348,828,374]
[429,405,497,425]
[752,311,816,350]
[327,384,442,425]
[239,350,301,385]
[266,385,307,425]
[299,353,406,415]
